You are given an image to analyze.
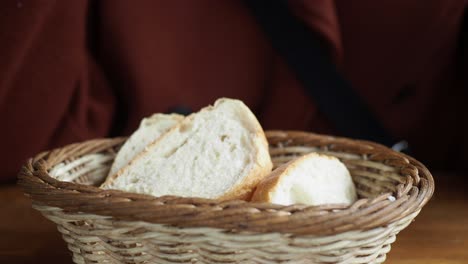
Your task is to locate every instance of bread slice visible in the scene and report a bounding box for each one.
[251,153,357,206]
[108,113,183,177]
[101,98,273,200]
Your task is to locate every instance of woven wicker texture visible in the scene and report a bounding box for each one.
[18,131,434,263]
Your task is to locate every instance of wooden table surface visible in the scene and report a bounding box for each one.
[1,172,467,264]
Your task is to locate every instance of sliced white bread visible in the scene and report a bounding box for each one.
[251,153,357,206]
[108,113,183,177]
[101,98,273,200]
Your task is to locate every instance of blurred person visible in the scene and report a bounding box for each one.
[0,1,466,183]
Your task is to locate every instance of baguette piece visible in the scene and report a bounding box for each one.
[251,153,357,206]
[108,113,183,177]
[101,98,273,200]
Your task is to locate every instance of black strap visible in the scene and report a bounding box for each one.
[245,0,397,147]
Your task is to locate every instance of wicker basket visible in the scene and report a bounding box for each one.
[18,131,434,264]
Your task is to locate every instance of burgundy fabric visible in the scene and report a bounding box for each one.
[1,0,466,182]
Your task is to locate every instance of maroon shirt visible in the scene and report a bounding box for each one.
[1,0,466,182]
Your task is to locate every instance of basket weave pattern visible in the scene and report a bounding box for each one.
[18,131,434,263]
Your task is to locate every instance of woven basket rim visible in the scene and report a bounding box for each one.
[17,130,434,236]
